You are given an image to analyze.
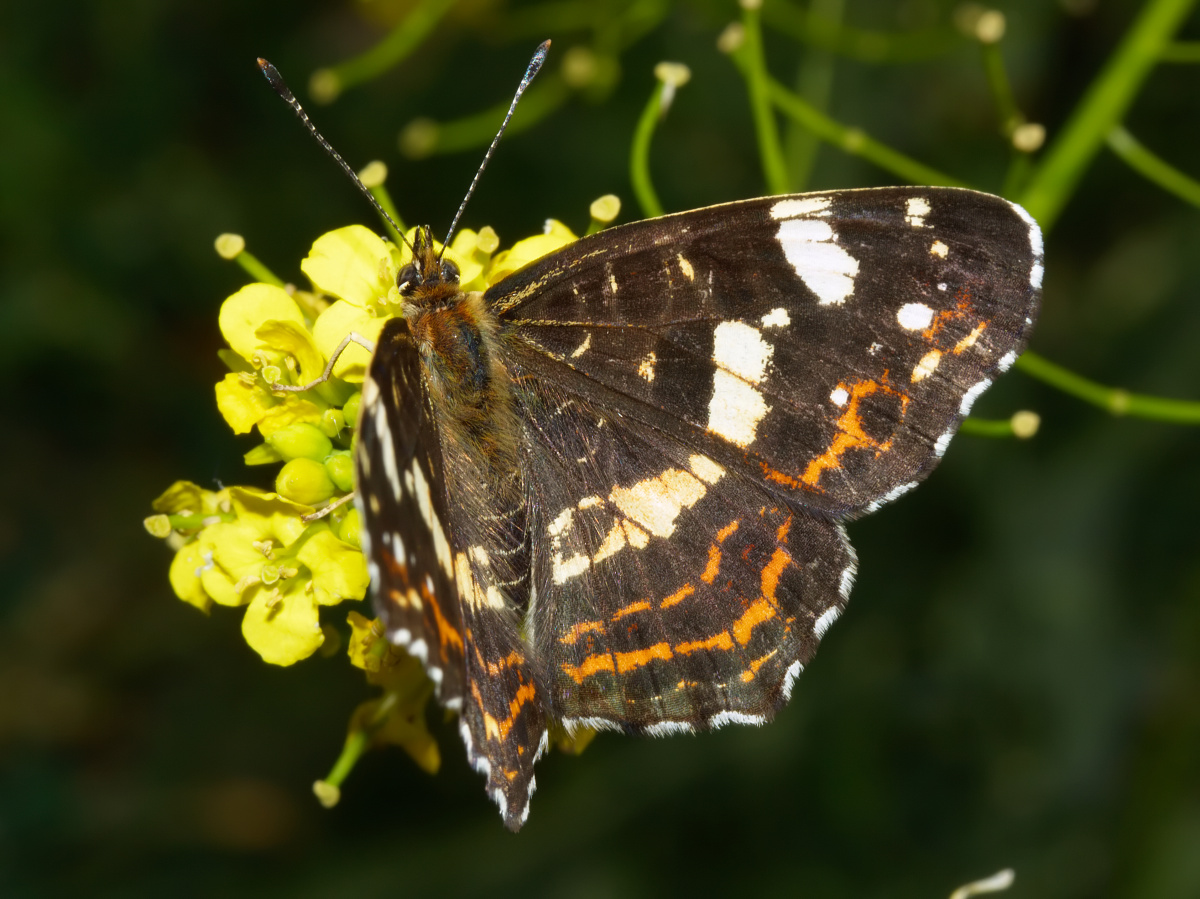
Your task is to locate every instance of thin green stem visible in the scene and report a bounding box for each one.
[1017,351,1200,424]
[1107,125,1200,207]
[740,2,791,194]
[959,417,1021,438]
[630,82,666,218]
[1159,40,1200,61]
[783,0,842,191]
[763,0,962,63]
[1019,0,1197,233]
[980,41,1020,134]
[234,250,284,288]
[313,0,457,99]
[367,182,407,245]
[764,76,968,187]
[322,691,400,789]
[399,76,568,158]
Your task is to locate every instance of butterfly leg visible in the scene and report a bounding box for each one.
[269,331,377,393]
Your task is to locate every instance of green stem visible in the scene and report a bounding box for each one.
[1018,0,1197,232]
[1107,125,1200,207]
[1017,351,1200,424]
[959,417,1019,438]
[980,41,1020,133]
[1159,40,1200,61]
[322,690,400,789]
[400,76,568,158]
[764,76,968,187]
[314,0,457,98]
[630,81,666,218]
[763,0,962,63]
[783,0,842,191]
[368,181,407,244]
[234,250,284,288]
[740,2,791,195]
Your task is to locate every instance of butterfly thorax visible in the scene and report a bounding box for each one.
[399,227,522,491]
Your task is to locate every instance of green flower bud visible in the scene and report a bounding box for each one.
[325,451,355,493]
[338,507,361,548]
[276,458,336,505]
[321,408,346,438]
[342,391,362,428]
[267,422,333,462]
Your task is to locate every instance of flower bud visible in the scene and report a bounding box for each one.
[267,422,333,462]
[325,451,355,493]
[338,508,362,548]
[276,458,336,505]
[342,391,362,428]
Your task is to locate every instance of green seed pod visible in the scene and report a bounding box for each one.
[267,422,333,462]
[325,451,355,492]
[342,391,362,428]
[338,507,361,548]
[276,458,335,505]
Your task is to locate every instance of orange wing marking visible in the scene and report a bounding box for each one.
[471,678,538,742]
[558,619,606,645]
[761,377,910,490]
[660,583,695,609]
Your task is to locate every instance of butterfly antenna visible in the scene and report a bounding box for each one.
[257,58,414,255]
[440,40,551,255]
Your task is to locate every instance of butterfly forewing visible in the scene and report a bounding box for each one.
[491,187,1041,517]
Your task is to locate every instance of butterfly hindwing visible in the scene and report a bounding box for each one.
[510,369,855,732]
[356,319,466,705]
[490,187,1042,517]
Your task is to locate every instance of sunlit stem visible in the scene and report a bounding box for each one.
[1106,126,1200,207]
[1017,351,1200,424]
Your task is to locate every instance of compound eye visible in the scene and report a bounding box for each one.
[440,259,460,283]
[396,263,419,294]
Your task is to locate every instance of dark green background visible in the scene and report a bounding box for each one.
[2,1,1198,896]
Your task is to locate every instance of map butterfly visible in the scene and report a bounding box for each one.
[260,48,1043,830]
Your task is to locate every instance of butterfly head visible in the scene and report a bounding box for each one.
[397,225,461,303]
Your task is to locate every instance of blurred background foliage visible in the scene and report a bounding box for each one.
[1,0,1198,896]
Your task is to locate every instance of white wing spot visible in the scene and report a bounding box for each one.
[707,321,773,447]
[905,196,930,227]
[638,351,657,382]
[409,462,453,576]
[770,196,830,219]
[761,307,790,328]
[676,254,695,281]
[897,302,935,331]
[830,387,849,407]
[930,240,949,258]
[775,218,859,305]
[912,349,942,382]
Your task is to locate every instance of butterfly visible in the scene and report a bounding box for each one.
[259,53,1042,831]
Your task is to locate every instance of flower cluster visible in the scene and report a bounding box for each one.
[146,215,584,781]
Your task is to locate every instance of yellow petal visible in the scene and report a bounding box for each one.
[215,373,277,435]
[219,284,305,362]
[487,221,578,285]
[346,611,381,671]
[227,487,312,547]
[297,528,369,606]
[256,396,326,439]
[168,542,213,613]
[241,582,324,666]
[255,319,327,387]
[311,300,387,384]
[302,226,393,308]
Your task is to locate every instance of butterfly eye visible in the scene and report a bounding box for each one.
[397,263,419,294]
[440,259,460,283]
